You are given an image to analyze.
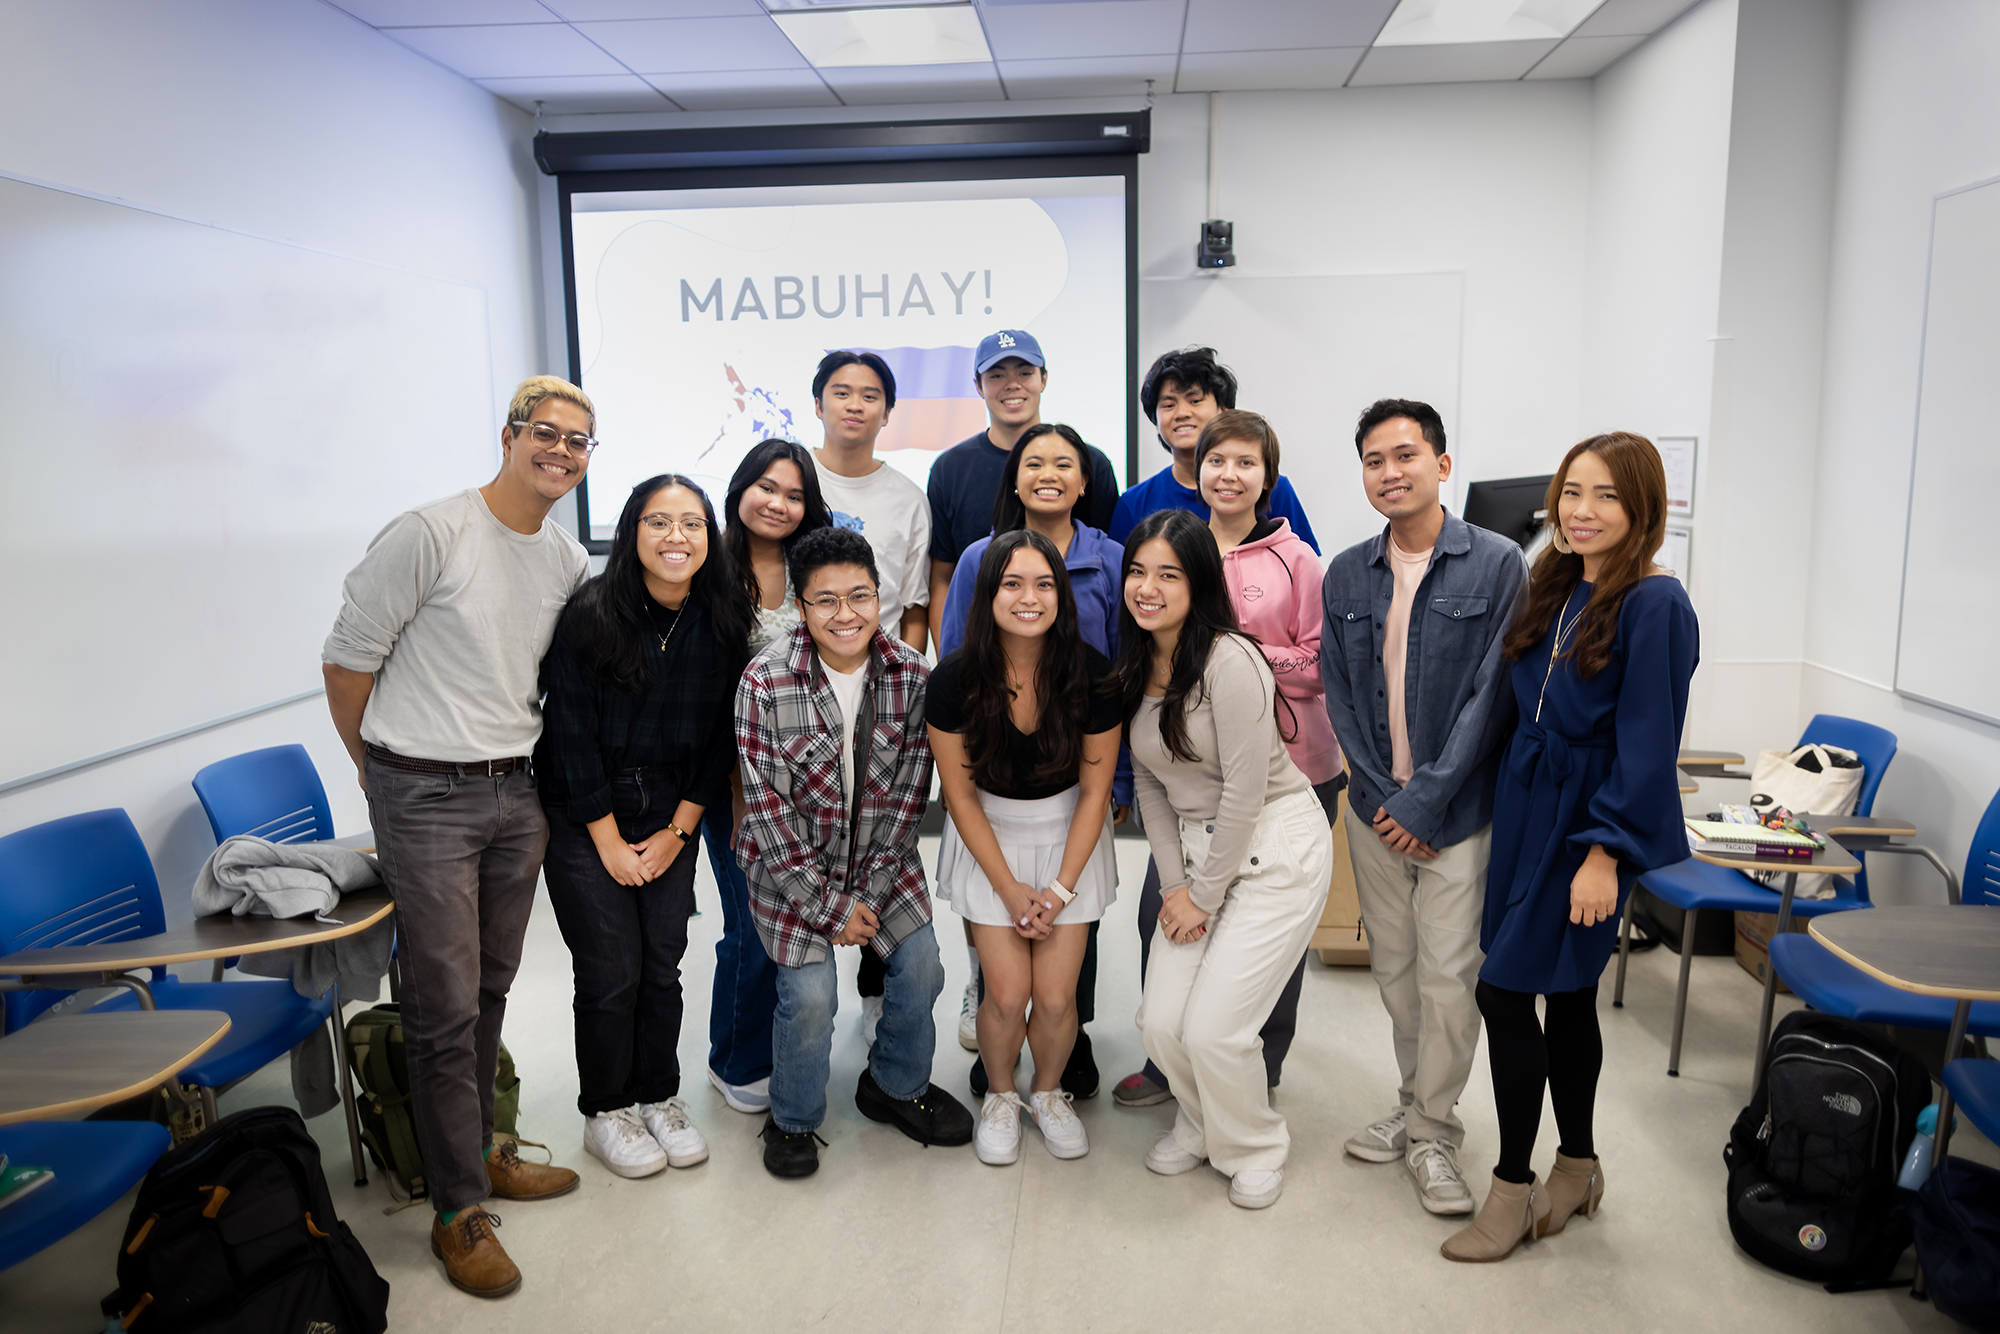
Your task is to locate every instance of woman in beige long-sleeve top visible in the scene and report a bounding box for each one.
[1117,509,1336,1211]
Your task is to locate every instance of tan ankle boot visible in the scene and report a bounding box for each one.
[1539,1152,1604,1236]
[1440,1173,1550,1263]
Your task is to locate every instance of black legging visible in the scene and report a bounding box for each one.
[1475,980,1602,1184]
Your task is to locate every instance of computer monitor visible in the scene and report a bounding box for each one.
[1462,475,1554,549]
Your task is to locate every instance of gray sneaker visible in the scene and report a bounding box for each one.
[1406,1139,1474,1215]
[1343,1107,1409,1163]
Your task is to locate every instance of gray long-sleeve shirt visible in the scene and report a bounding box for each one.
[1319,509,1528,849]
[322,488,587,762]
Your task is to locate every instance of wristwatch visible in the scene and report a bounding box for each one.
[1047,878,1075,906]
[665,821,692,843]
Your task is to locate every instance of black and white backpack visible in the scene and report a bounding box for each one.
[1723,1010,1929,1286]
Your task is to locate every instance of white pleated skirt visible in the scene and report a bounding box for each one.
[937,785,1118,926]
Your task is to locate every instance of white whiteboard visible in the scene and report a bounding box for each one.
[0,173,496,787]
[1141,273,1463,551]
[1895,176,2000,725]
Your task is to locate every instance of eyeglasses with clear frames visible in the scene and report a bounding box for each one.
[511,420,599,455]
[802,591,879,618]
[638,515,708,537]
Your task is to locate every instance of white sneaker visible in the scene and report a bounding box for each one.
[583,1108,668,1179]
[706,1066,770,1114]
[1406,1139,1474,1215]
[861,995,883,1047]
[638,1097,709,1168]
[1344,1106,1409,1163]
[957,978,980,1051]
[976,1091,1023,1166]
[1144,1133,1205,1176]
[1030,1089,1089,1160]
[1230,1168,1284,1210]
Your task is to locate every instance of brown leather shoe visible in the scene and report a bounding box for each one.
[486,1139,580,1201]
[430,1207,521,1298]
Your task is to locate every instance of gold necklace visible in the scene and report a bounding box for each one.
[1535,590,1588,723]
[650,602,684,655]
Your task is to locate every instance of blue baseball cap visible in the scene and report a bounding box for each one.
[973,329,1046,376]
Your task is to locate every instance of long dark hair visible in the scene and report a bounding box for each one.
[553,473,754,694]
[1502,432,1668,678]
[722,439,831,610]
[989,423,1090,535]
[959,530,1095,793]
[1112,510,1253,763]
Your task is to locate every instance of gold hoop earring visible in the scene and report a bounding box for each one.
[1549,524,1572,554]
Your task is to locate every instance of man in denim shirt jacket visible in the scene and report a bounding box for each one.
[1320,399,1528,1219]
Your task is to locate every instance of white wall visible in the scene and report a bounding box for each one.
[1,0,543,920]
[1137,84,1593,552]
[1796,0,2000,901]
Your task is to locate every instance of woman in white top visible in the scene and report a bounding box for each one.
[1119,509,1335,1210]
[704,440,832,1114]
[926,529,1122,1166]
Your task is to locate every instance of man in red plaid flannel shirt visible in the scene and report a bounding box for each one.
[734,526,975,1177]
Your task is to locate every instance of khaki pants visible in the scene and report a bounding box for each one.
[1139,791,1333,1175]
[1343,804,1489,1148]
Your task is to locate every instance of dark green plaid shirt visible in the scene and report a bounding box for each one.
[535,597,743,825]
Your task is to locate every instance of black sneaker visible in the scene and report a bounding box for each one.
[855,1069,974,1146]
[968,1044,1023,1099]
[760,1116,824,1178]
[1061,1028,1100,1100]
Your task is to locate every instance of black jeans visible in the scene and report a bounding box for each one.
[542,772,699,1117]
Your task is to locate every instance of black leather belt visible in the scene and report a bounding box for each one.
[365,744,529,776]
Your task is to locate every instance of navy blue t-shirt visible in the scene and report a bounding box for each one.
[927,429,1122,566]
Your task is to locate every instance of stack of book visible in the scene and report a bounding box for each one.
[1684,818,1826,861]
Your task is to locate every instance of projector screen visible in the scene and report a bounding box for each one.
[564,172,1132,543]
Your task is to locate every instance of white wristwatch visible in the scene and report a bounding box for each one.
[1047,879,1075,906]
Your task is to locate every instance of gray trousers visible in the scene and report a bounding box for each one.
[1343,804,1490,1148]
[365,757,546,1213]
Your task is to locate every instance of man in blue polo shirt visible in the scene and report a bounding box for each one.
[1107,346,1321,554]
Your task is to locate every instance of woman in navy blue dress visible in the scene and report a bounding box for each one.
[1442,432,1698,1263]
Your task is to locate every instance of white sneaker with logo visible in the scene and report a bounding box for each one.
[639,1097,709,1168]
[977,1091,1024,1165]
[957,978,980,1051]
[1407,1139,1474,1215]
[583,1108,668,1179]
[1344,1106,1409,1163]
[861,995,883,1048]
[1030,1089,1089,1160]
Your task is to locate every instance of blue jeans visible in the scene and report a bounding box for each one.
[769,921,943,1134]
[704,804,779,1087]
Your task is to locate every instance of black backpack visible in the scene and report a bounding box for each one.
[103,1105,390,1333]
[1723,1010,1928,1286]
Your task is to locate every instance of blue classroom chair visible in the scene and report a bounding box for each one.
[1771,784,2000,1043]
[1941,1059,2000,1145]
[0,1121,171,1271]
[0,810,336,1134]
[1615,714,1898,1075]
[191,744,334,846]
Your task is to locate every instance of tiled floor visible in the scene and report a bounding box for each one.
[4,833,1990,1333]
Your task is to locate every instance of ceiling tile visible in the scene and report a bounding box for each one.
[1524,32,1645,79]
[384,22,627,77]
[816,62,1006,104]
[642,68,841,108]
[1347,38,1558,85]
[1181,0,1398,54]
[977,1,1183,60]
[477,72,675,112]
[543,0,763,17]
[1572,0,1701,38]
[575,16,808,70]
[1174,47,1366,92]
[997,53,1178,98]
[331,0,557,25]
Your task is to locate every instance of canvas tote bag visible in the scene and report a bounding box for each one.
[1745,744,1865,899]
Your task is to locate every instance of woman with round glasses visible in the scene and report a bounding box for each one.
[536,473,754,1180]
[704,441,833,1117]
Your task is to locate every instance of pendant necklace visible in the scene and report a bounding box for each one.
[1535,588,1589,723]
[648,601,684,655]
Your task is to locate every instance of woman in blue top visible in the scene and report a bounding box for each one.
[1443,432,1698,1264]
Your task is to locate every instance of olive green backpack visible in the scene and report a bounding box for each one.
[343,1003,526,1205]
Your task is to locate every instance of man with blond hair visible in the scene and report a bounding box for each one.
[322,376,594,1298]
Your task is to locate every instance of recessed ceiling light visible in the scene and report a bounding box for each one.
[1374,0,1603,47]
[772,4,990,67]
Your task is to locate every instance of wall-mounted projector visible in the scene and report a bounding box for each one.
[1197,218,1235,269]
